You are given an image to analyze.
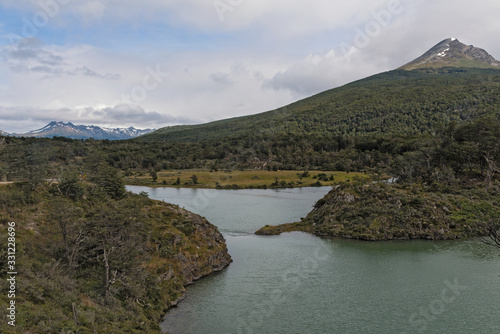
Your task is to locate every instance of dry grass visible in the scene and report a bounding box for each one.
[125,169,368,188]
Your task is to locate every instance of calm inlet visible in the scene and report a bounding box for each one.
[127,186,500,334]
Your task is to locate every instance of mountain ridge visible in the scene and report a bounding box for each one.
[138,38,500,143]
[399,38,500,70]
[9,121,154,140]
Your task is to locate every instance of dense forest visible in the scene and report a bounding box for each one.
[2,117,499,180]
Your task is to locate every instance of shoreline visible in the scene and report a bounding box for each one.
[255,224,484,241]
[124,169,372,189]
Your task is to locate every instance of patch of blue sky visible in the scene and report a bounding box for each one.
[90,22,242,52]
[1,6,246,57]
[0,7,29,46]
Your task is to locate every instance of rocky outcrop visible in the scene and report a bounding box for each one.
[400,38,500,70]
[151,203,232,309]
[255,223,306,236]
[174,209,232,283]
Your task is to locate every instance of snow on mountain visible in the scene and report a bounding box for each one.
[399,38,500,70]
[14,121,154,140]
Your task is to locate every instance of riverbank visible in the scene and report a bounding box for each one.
[124,169,369,189]
[0,182,232,334]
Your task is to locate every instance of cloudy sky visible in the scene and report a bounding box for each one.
[0,0,499,133]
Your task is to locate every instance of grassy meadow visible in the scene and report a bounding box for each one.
[124,169,369,189]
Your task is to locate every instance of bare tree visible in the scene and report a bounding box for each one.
[102,240,118,304]
[484,151,500,192]
[46,199,86,270]
[482,221,500,250]
[86,200,147,305]
[477,213,500,250]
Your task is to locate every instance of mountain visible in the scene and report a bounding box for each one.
[16,121,154,140]
[139,38,500,143]
[399,38,500,70]
[0,129,8,136]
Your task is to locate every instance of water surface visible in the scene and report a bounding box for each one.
[127,186,500,334]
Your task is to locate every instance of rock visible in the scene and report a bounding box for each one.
[156,204,232,314]
[170,294,187,307]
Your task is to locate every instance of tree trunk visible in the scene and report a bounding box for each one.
[484,153,499,192]
[102,241,117,304]
[103,244,110,304]
[72,302,78,325]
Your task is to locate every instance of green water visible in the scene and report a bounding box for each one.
[127,186,500,334]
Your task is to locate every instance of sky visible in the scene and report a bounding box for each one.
[0,0,499,133]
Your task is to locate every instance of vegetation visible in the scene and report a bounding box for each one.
[124,170,367,189]
[256,118,500,240]
[0,171,231,333]
[140,68,500,142]
[256,181,499,240]
[1,65,500,332]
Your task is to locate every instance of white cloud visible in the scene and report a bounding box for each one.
[78,1,106,21]
[265,50,384,97]
[1,39,120,79]
[0,0,416,38]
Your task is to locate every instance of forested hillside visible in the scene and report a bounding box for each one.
[141,68,500,142]
[2,66,500,175]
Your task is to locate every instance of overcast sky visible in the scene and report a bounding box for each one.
[0,0,499,133]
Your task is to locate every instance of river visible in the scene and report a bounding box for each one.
[126,186,500,334]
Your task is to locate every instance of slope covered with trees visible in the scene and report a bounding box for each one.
[256,118,500,241]
[141,68,500,142]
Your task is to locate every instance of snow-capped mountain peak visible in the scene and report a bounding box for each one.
[400,38,500,70]
[14,121,155,140]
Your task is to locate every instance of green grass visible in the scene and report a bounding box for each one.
[124,170,369,188]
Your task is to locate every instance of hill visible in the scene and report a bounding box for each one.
[137,39,500,143]
[4,40,500,174]
[141,68,500,143]
[0,172,231,333]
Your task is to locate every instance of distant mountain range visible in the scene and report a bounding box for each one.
[2,121,154,140]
